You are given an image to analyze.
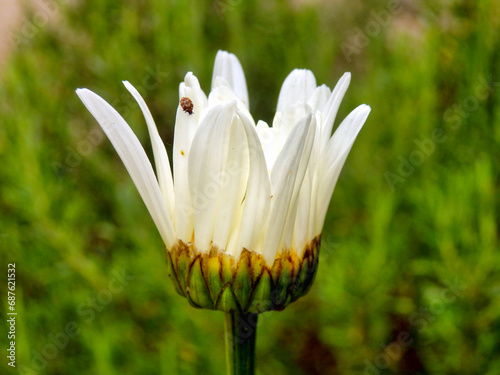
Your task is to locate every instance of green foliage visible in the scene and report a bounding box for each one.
[0,0,499,374]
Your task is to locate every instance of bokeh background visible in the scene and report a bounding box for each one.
[0,0,499,374]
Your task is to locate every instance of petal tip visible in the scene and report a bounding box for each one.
[360,104,371,113]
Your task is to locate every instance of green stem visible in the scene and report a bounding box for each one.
[224,311,258,375]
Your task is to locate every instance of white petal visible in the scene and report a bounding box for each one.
[281,195,300,252]
[277,69,317,112]
[282,115,318,252]
[209,77,254,123]
[323,105,370,170]
[320,73,351,149]
[305,112,323,241]
[76,88,176,248]
[225,225,242,259]
[235,109,272,253]
[316,105,371,234]
[173,73,207,243]
[173,104,197,243]
[180,72,208,124]
[212,51,249,108]
[212,114,249,253]
[291,170,313,254]
[188,102,236,251]
[256,120,279,172]
[308,84,331,112]
[292,114,322,254]
[273,103,312,150]
[123,81,175,221]
[262,114,316,264]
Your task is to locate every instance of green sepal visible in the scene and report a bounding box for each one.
[187,256,213,309]
[249,252,263,286]
[165,251,185,297]
[232,253,253,311]
[248,269,272,313]
[280,294,293,310]
[273,256,293,310]
[291,257,312,301]
[221,255,233,285]
[300,259,318,296]
[177,250,191,293]
[216,284,240,312]
[166,236,321,313]
[207,256,224,302]
[186,295,203,309]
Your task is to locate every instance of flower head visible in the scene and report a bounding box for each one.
[76,51,370,313]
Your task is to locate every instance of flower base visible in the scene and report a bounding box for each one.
[165,236,321,313]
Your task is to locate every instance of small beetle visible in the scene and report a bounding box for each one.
[180,97,194,115]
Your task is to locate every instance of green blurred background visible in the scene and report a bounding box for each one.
[0,0,499,374]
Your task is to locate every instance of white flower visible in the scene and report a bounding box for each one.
[76,51,370,266]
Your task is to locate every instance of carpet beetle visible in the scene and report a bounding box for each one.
[180,97,194,115]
